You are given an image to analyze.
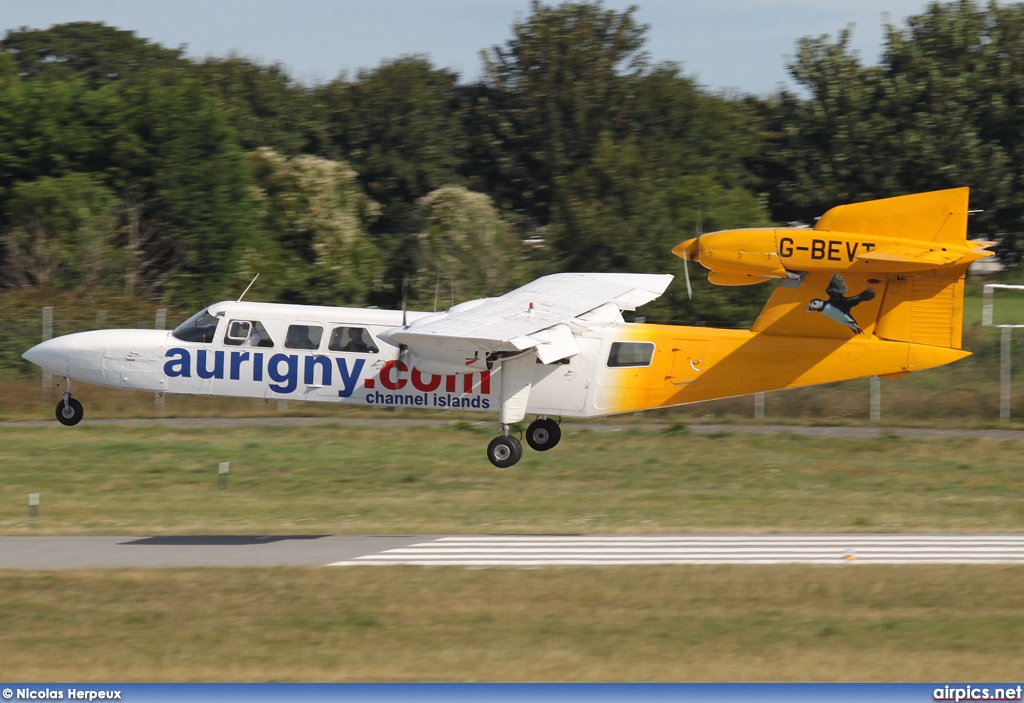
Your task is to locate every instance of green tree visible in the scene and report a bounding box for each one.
[475,1,649,226]
[189,55,325,156]
[2,172,118,288]
[98,69,256,299]
[0,55,254,301]
[316,56,465,237]
[0,21,185,87]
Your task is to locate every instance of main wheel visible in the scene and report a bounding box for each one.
[55,397,84,426]
[487,435,523,468]
[526,417,561,451]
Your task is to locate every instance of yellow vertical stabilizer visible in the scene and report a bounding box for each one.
[814,187,969,245]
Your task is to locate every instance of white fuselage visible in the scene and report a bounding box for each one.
[23,300,614,419]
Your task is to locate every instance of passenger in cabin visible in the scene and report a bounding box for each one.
[329,326,378,354]
[341,327,369,353]
[285,325,321,350]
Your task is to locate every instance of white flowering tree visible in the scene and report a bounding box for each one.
[240,147,382,305]
[414,186,525,306]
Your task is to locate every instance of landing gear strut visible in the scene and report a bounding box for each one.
[526,417,561,451]
[54,377,83,426]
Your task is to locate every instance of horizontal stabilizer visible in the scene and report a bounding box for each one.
[856,246,962,268]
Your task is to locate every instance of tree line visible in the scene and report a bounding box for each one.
[1,0,1023,326]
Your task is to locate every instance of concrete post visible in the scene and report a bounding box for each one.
[870,376,881,422]
[1001,327,1012,422]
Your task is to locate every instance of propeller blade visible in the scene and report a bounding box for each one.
[685,206,701,300]
[401,276,408,327]
[683,254,692,300]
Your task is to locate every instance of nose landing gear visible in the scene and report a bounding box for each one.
[54,377,83,426]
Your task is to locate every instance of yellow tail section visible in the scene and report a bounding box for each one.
[752,188,979,349]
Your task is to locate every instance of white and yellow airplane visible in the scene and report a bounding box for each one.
[23,188,991,467]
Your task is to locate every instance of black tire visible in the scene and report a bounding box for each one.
[55,397,84,426]
[487,435,522,468]
[526,418,561,451]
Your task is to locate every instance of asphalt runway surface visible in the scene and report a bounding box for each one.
[2,534,1024,569]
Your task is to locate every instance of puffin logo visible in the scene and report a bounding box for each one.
[806,274,876,334]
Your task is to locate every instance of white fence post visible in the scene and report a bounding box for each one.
[754,392,765,419]
[982,284,1024,422]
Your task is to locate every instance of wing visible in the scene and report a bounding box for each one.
[380,272,673,365]
[826,273,847,298]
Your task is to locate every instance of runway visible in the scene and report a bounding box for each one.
[2,534,1024,569]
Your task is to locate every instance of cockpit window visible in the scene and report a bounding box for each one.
[224,320,275,347]
[607,341,655,368]
[328,326,379,354]
[284,324,323,350]
[171,310,220,343]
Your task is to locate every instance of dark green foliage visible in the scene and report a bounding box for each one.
[472,1,649,226]
[189,55,326,156]
[316,56,466,237]
[0,21,185,87]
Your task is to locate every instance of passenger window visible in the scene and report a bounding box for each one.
[328,326,379,354]
[171,310,220,343]
[284,324,323,350]
[607,341,655,368]
[224,320,274,347]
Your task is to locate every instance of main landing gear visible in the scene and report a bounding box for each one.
[54,377,83,426]
[486,417,561,468]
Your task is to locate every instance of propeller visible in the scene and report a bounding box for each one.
[401,275,409,328]
[682,207,702,300]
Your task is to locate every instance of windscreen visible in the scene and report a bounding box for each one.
[171,310,220,343]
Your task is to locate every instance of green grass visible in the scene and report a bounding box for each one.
[0,565,1021,681]
[2,424,1024,534]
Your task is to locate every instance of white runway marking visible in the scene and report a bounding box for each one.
[328,535,1024,566]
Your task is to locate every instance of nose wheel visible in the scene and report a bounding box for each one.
[54,377,84,426]
[55,398,84,426]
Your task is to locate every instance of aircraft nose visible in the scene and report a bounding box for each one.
[22,336,72,375]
